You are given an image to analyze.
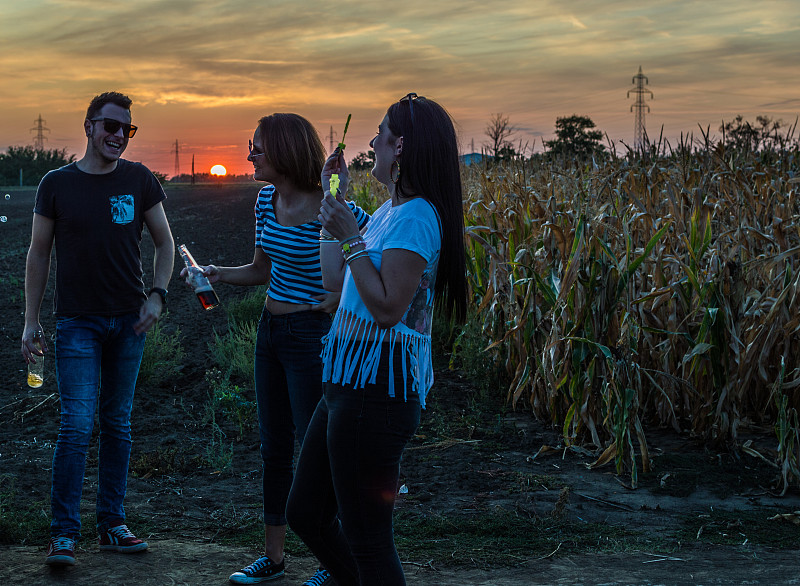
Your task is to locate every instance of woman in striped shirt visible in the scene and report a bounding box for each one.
[189,113,369,585]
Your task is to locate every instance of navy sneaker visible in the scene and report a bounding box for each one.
[46,535,76,566]
[304,568,335,585]
[229,555,285,584]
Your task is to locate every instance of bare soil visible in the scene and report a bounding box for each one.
[1,183,800,585]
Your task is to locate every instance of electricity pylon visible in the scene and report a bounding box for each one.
[30,114,50,149]
[628,66,653,151]
[172,140,180,177]
[326,125,337,153]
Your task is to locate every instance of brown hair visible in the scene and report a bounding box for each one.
[86,91,132,120]
[257,113,326,192]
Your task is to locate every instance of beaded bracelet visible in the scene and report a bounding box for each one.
[344,250,370,264]
[341,238,366,257]
[339,234,361,246]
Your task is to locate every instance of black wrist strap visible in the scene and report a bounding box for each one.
[148,287,167,306]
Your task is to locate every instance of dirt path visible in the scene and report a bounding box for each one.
[3,541,800,585]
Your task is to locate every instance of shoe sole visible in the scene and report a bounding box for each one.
[99,542,149,553]
[46,555,76,566]
[229,569,285,584]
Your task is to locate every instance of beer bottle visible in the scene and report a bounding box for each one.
[178,244,220,310]
[27,330,44,388]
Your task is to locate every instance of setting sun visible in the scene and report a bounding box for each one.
[210,164,227,176]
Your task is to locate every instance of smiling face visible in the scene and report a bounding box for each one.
[248,126,277,183]
[369,114,402,186]
[84,103,131,164]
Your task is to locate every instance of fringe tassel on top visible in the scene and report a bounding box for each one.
[321,308,434,407]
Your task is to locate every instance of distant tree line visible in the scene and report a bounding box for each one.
[168,172,253,184]
[465,112,799,168]
[0,146,75,186]
[718,115,795,153]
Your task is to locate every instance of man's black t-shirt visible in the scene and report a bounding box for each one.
[34,160,167,316]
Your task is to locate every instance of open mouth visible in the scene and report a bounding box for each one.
[106,140,122,150]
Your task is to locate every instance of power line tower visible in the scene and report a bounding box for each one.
[30,114,50,149]
[326,125,337,153]
[627,66,653,151]
[172,139,180,177]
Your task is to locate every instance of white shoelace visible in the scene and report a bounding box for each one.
[108,524,136,539]
[51,536,75,550]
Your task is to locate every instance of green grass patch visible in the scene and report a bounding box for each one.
[0,475,49,544]
[138,313,185,386]
[205,368,256,437]
[225,286,267,328]
[210,322,257,385]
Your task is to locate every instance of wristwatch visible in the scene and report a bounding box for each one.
[148,287,168,306]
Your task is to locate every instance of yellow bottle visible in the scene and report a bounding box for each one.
[27,331,44,388]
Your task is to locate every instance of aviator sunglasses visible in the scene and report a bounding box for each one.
[90,118,138,138]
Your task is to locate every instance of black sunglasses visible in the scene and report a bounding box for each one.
[400,92,421,126]
[248,139,266,158]
[90,118,137,138]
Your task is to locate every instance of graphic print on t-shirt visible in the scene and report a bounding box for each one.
[110,194,135,225]
[401,265,438,335]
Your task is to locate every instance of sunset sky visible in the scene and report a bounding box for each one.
[1,0,798,177]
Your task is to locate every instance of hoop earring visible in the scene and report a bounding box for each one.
[390,160,400,184]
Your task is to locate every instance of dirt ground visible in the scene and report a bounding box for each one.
[2,183,800,585]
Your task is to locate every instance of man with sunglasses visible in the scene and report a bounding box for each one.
[21,91,174,567]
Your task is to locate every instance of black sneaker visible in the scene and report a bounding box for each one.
[229,556,285,584]
[304,568,335,585]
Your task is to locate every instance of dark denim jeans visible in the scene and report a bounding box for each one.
[255,308,332,526]
[287,363,421,586]
[51,313,146,538]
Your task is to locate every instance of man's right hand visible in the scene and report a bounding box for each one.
[21,324,47,364]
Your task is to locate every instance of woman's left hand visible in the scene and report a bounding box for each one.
[310,291,342,314]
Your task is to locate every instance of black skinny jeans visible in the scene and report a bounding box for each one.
[287,370,421,586]
[254,308,332,526]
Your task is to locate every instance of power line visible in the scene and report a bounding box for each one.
[628,66,653,151]
[30,114,50,149]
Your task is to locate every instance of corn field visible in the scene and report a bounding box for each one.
[351,135,800,489]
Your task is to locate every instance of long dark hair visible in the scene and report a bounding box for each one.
[386,95,467,323]
[257,113,326,192]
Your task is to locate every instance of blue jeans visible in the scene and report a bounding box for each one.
[51,313,146,538]
[287,357,421,586]
[255,308,332,526]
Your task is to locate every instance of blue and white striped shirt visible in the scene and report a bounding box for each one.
[255,185,370,304]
